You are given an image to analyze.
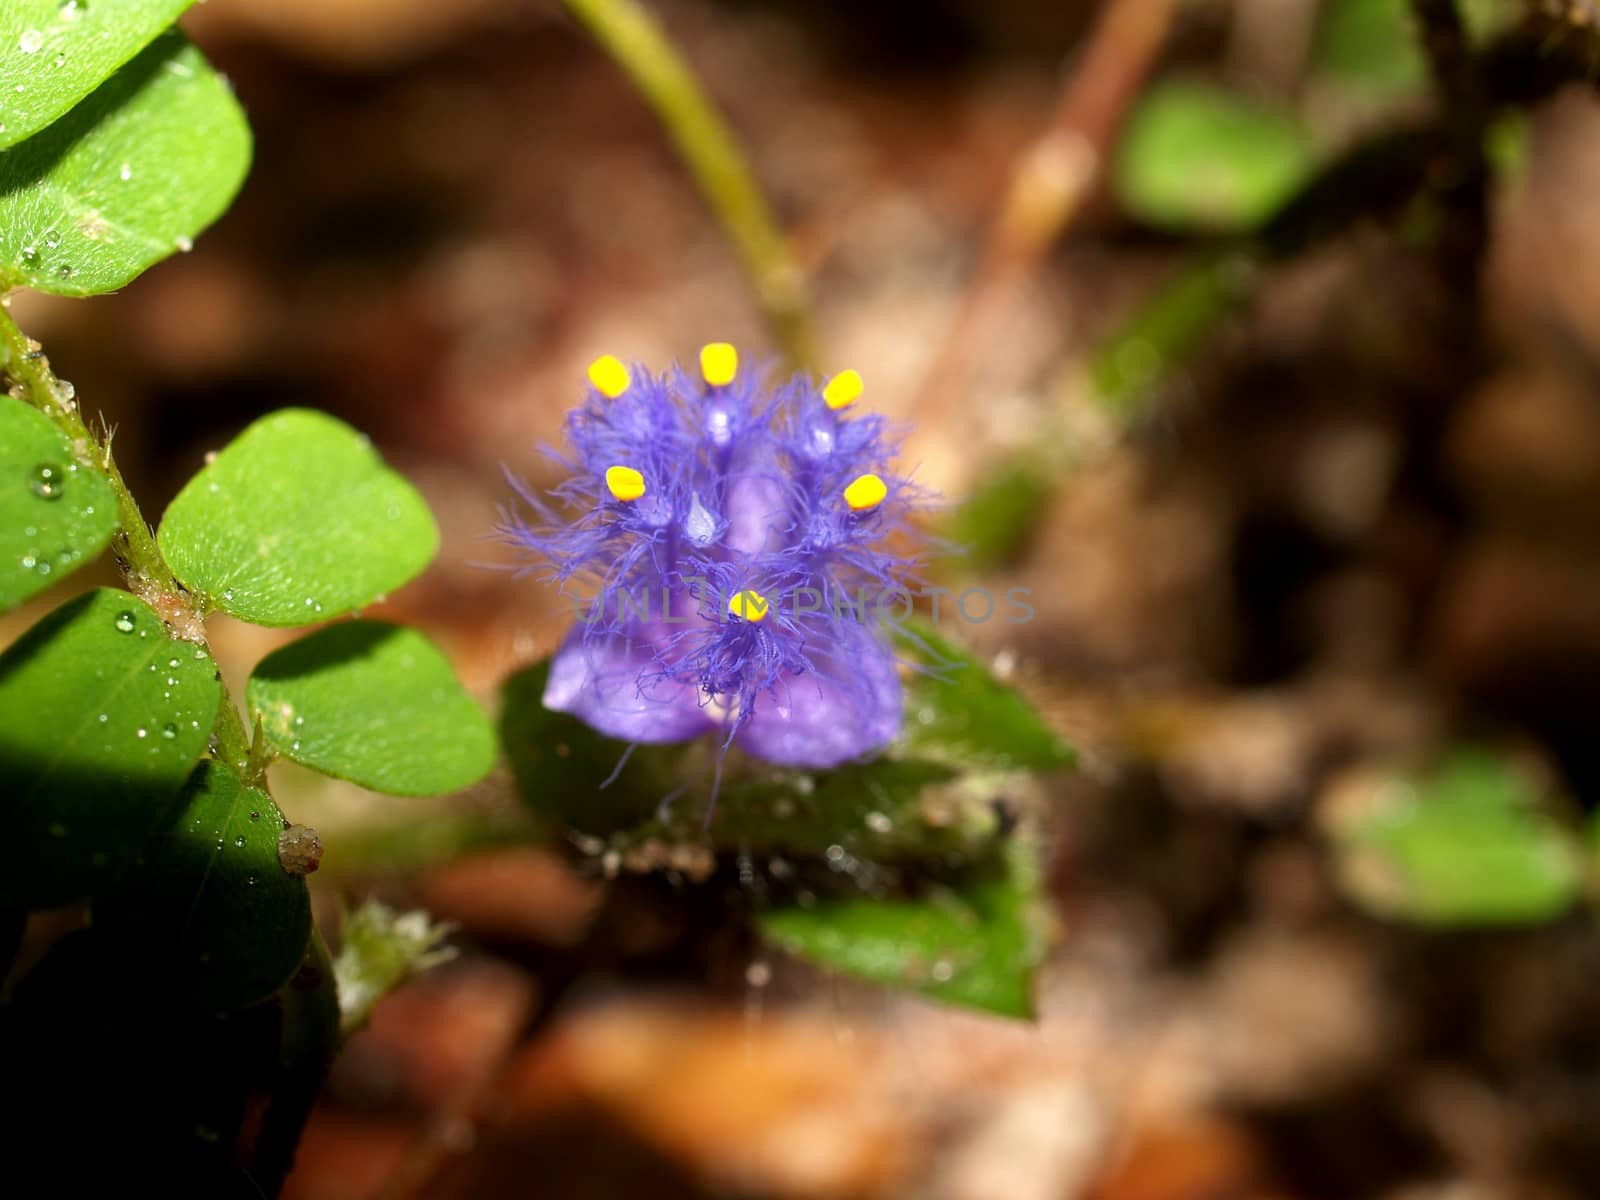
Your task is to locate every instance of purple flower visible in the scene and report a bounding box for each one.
[500,344,927,769]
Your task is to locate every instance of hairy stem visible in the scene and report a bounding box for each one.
[0,299,257,776]
[0,301,176,592]
[561,0,818,369]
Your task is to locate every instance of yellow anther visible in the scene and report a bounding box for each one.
[843,473,888,512]
[727,588,770,622]
[587,354,630,398]
[605,465,646,501]
[700,342,738,387]
[823,368,863,410]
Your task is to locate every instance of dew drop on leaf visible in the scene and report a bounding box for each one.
[113,611,136,634]
[28,463,64,499]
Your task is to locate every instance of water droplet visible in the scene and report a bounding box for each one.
[118,162,131,182]
[161,724,177,740]
[29,462,64,499]
[168,657,180,669]
[174,235,193,253]
[19,30,44,54]
[248,810,260,822]
[58,1,86,21]
[135,727,147,739]
[96,713,107,724]
[56,263,74,280]
[864,811,893,834]
[42,229,60,249]
[19,554,35,570]
[113,611,136,633]
[233,835,246,848]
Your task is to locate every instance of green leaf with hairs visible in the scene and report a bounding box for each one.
[0,396,117,611]
[759,834,1050,1019]
[159,410,438,627]
[0,0,197,150]
[0,588,220,909]
[95,759,311,1011]
[0,30,250,296]
[248,621,494,796]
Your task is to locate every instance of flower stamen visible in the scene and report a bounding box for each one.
[587,354,631,398]
[843,472,887,511]
[823,368,863,410]
[700,342,739,387]
[605,464,647,501]
[727,588,770,622]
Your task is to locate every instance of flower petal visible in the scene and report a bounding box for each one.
[724,469,788,555]
[544,626,715,743]
[734,622,902,767]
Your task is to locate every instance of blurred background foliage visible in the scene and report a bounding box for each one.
[7,0,1600,1197]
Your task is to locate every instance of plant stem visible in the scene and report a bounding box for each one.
[561,0,819,369]
[915,0,1175,423]
[1411,0,1479,112]
[0,302,176,591]
[0,299,256,775]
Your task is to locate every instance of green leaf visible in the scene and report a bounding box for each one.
[500,659,683,837]
[1326,748,1583,927]
[895,620,1075,774]
[501,660,1004,858]
[0,30,250,296]
[1088,250,1257,420]
[0,0,196,150]
[0,587,220,909]
[1313,0,1428,94]
[159,410,439,626]
[943,457,1054,572]
[248,621,494,796]
[0,396,116,610]
[1114,79,1316,232]
[759,834,1050,1018]
[95,760,311,1011]
[1313,0,1516,97]
[332,898,455,1038]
